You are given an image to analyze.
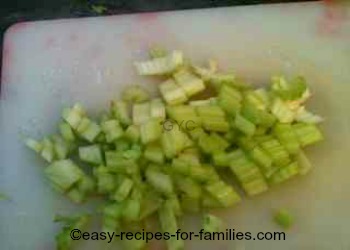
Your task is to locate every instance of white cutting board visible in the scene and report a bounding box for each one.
[1,1,350,250]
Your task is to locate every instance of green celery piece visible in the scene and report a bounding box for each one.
[115,138,131,151]
[101,119,124,143]
[150,98,166,121]
[244,89,268,111]
[78,119,101,142]
[135,50,183,75]
[241,101,276,127]
[295,106,323,124]
[201,191,224,208]
[205,181,241,207]
[249,147,273,174]
[171,157,191,175]
[268,161,299,185]
[173,69,205,97]
[202,214,223,233]
[122,199,141,222]
[145,166,174,195]
[55,214,90,250]
[218,84,242,116]
[212,151,231,167]
[173,175,202,199]
[198,133,229,155]
[159,79,188,105]
[161,128,191,159]
[112,177,134,202]
[158,202,185,250]
[111,100,132,126]
[180,195,201,213]
[78,176,95,194]
[45,160,84,191]
[66,188,86,204]
[93,165,116,194]
[271,98,295,123]
[140,118,162,144]
[104,202,124,219]
[122,85,150,103]
[274,209,294,229]
[234,113,256,136]
[59,122,75,142]
[166,195,182,217]
[52,135,70,160]
[132,102,150,125]
[196,105,226,117]
[102,215,120,233]
[105,151,138,175]
[149,46,168,58]
[25,138,43,153]
[188,126,206,141]
[139,187,163,220]
[144,144,165,164]
[259,136,291,167]
[190,164,220,183]
[62,104,85,129]
[79,144,103,165]
[238,136,258,151]
[189,97,217,106]
[293,123,323,147]
[201,116,230,132]
[229,150,268,196]
[41,137,55,162]
[296,150,312,175]
[123,144,142,160]
[273,123,300,154]
[124,125,140,143]
[166,105,201,126]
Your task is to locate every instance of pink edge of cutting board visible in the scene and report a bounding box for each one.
[1,1,350,250]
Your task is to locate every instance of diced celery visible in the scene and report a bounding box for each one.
[93,165,116,194]
[101,119,124,143]
[198,133,229,154]
[66,188,85,204]
[196,106,225,117]
[105,151,138,175]
[202,214,223,233]
[111,100,132,126]
[295,106,323,124]
[212,151,231,167]
[173,69,205,97]
[205,181,241,207]
[135,50,183,75]
[122,85,150,103]
[268,161,299,184]
[271,98,295,123]
[149,46,167,58]
[166,195,182,217]
[122,199,141,221]
[293,123,323,147]
[161,128,191,159]
[180,195,201,213]
[150,98,166,121]
[242,101,276,127]
[139,187,163,220]
[132,102,150,125]
[25,138,43,153]
[296,150,312,175]
[189,97,217,106]
[77,119,101,142]
[41,137,55,162]
[52,135,70,160]
[79,144,103,165]
[78,176,95,195]
[158,202,185,250]
[112,177,133,202]
[167,105,199,124]
[259,136,291,167]
[273,123,300,155]
[144,144,164,164]
[234,113,256,136]
[229,150,268,196]
[62,104,85,129]
[59,122,75,142]
[145,166,174,195]
[218,84,242,116]
[201,191,223,208]
[45,160,84,191]
[140,118,162,144]
[274,209,294,229]
[159,79,188,105]
[174,176,202,199]
[124,125,140,143]
[201,116,230,132]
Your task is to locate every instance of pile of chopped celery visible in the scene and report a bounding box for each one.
[25,48,323,250]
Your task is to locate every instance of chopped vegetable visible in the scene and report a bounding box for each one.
[24,49,324,250]
[274,209,294,229]
[202,214,223,233]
